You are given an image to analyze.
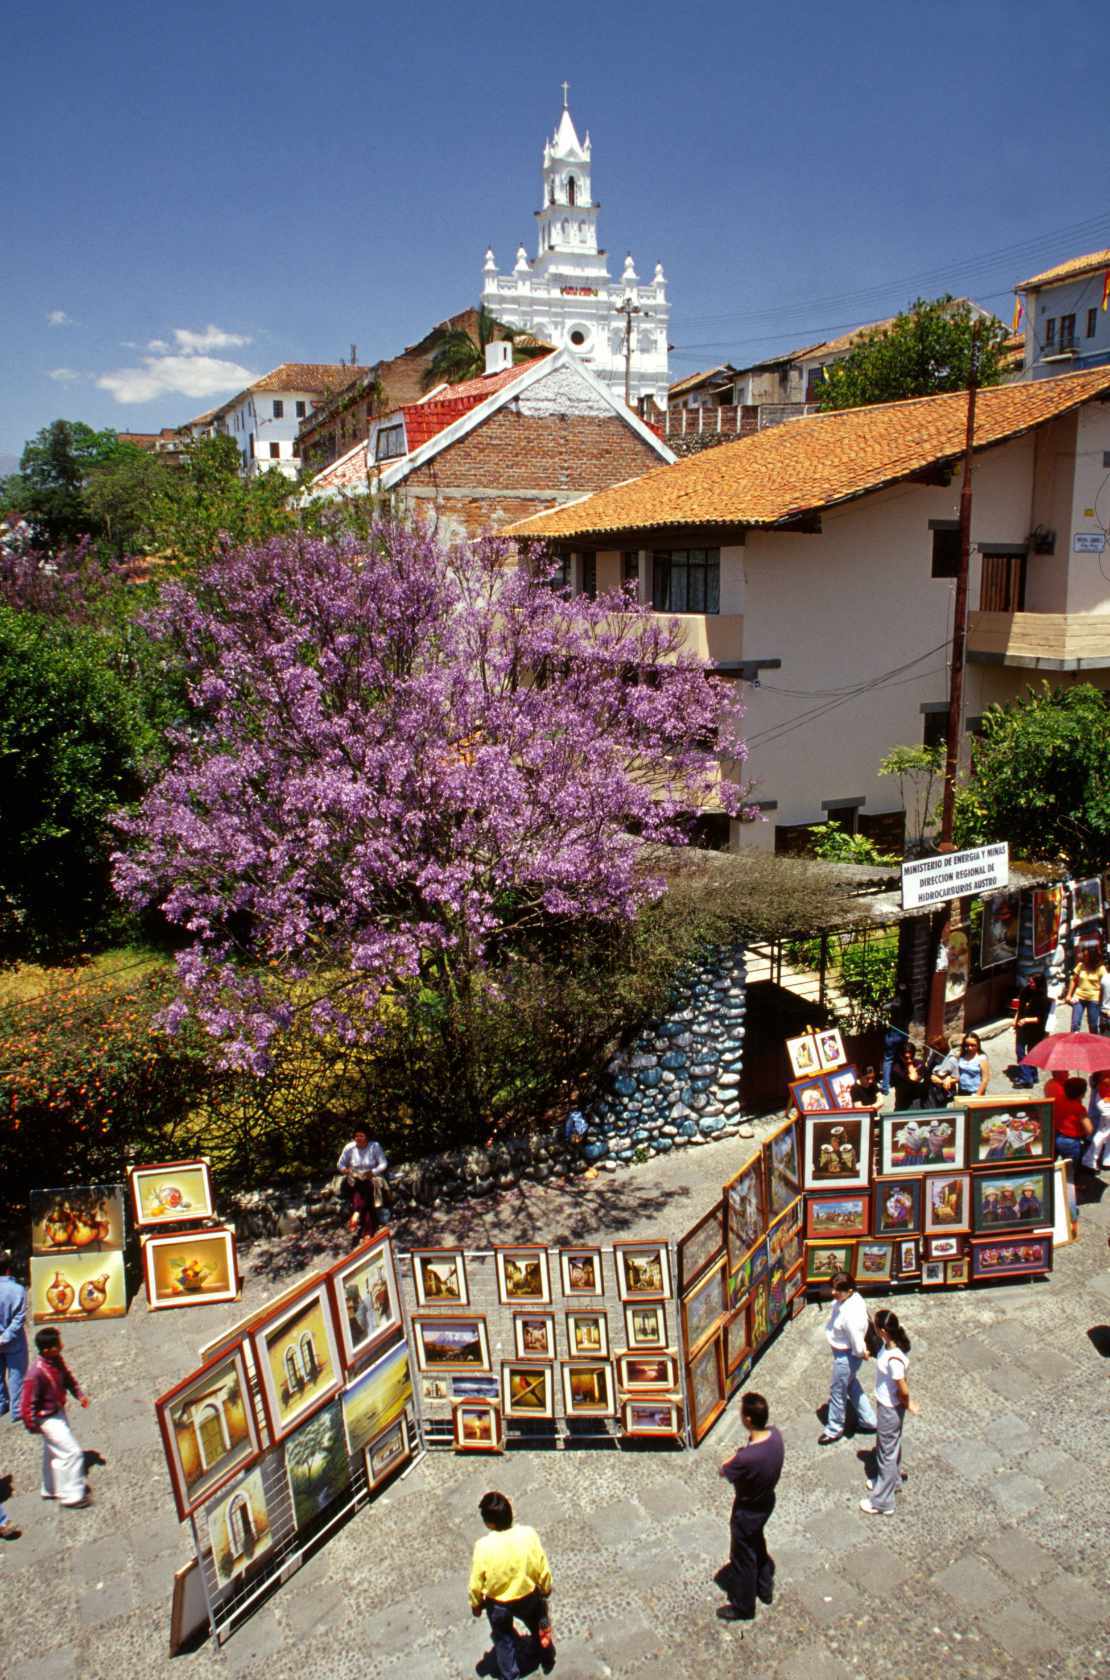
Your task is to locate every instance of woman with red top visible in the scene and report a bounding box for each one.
[1051,1075,1093,1167]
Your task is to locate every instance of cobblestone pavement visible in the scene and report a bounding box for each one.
[2,1071,1108,1679]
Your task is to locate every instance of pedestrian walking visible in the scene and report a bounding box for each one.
[1012,973,1051,1088]
[818,1271,876,1444]
[20,1328,91,1507]
[1064,945,1107,1035]
[1052,1076,1093,1168]
[468,1490,554,1680]
[0,1252,28,1425]
[859,1308,917,1517]
[336,1127,389,1245]
[1082,1073,1110,1172]
[717,1391,784,1628]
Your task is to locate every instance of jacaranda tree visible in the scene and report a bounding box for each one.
[114,524,751,1128]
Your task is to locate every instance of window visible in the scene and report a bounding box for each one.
[652,549,721,614]
[805,366,825,402]
[580,553,597,599]
[375,424,406,461]
[269,442,280,459]
[1059,313,1076,348]
[247,432,254,457]
[1044,317,1056,346]
[621,550,639,590]
[1088,308,1098,339]
[295,400,306,418]
[922,709,947,752]
[272,400,284,418]
[567,175,577,206]
[569,328,586,346]
[931,523,960,579]
[979,551,1026,613]
[546,553,570,591]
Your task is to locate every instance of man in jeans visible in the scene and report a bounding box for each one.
[0,1250,28,1424]
[468,1490,554,1680]
[818,1271,876,1444]
[20,1328,92,1507]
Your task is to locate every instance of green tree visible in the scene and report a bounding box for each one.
[421,306,547,390]
[149,434,302,565]
[84,446,175,557]
[14,420,130,546]
[817,297,1010,411]
[953,682,1110,874]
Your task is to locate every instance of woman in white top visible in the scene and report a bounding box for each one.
[1082,1071,1110,1172]
[336,1128,389,1246]
[860,1308,917,1516]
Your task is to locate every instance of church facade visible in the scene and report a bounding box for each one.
[481,97,670,409]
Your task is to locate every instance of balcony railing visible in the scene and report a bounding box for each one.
[968,610,1110,669]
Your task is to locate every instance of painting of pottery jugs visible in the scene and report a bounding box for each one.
[31,1251,128,1324]
[30,1185,125,1256]
[45,1271,76,1315]
[78,1274,111,1314]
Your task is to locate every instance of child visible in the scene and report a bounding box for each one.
[20,1328,91,1507]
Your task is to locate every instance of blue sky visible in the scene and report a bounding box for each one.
[3,0,1107,462]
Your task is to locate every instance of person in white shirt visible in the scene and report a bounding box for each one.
[336,1128,389,1246]
[817,1272,876,1445]
[860,1307,918,1516]
[1082,1072,1110,1172]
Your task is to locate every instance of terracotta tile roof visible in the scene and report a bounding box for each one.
[249,362,371,395]
[669,365,734,399]
[507,365,1110,541]
[1018,248,1110,290]
[400,354,555,451]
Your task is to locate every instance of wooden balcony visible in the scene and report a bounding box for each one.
[968,610,1110,671]
[653,612,744,663]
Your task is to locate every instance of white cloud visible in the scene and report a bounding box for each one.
[48,367,81,382]
[96,353,257,405]
[172,324,252,354]
[147,337,170,352]
[47,309,74,327]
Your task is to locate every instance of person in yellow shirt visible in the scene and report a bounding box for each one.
[468,1490,554,1679]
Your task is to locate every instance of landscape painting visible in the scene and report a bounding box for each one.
[285,1398,348,1531]
[412,1315,490,1372]
[341,1338,413,1456]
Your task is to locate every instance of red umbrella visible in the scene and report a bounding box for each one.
[1020,1031,1110,1075]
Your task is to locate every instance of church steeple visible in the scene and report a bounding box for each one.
[536,92,599,267]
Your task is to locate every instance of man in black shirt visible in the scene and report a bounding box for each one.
[717,1391,784,1626]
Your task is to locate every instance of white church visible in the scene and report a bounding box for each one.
[481,93,670,409]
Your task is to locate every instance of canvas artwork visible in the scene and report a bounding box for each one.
[816,1028,847,1073]
[970,1235,1053,1280]
[562,1361,615,1416]
[980,891,1020,970]
[765,1119,802,1217]
[927,1236,962,1260]
[252,1283,342,1440]
[342,1338,413,1455]
[786,1032,820,1079]
[677,1205,725,1292]
[725,1156,765,1264]
[422,1378,448,1401]
[879,1109,966,1176]
[804,1240,854,1283]
[966,1099,1052,1166]
[973,1169,1054,1234]
[806,1193,869,1239]
[747,1277,770,1346]
[616,1351,678,1392]
[410,1249,468,1308]
[946,1257,970,1286]
[566,1311,609,1358]
[1072,877,1102,926]
[944,929,970,1006]
[129,1161,214,1228]
[513,1312,556,1360]
[872,1177,922,1236]
[747,1235,771,1286]
[853,1241,894,1284]
[328,1237,401,1370]
[450,1375,500,1400]
[494,1247,552,1306]
[789,1074,834,1114]
[803,1113,872,1190]
[614,1243,671,1301]
[685,1333,725,1443]
[366,1416,412,1488]
[767,1255,788,1327]
[680,1257,727,1353]
[768,1198,804,1273]
[724,1305,749,1374]
[728,1252,752,1307]
[412,1315,490,1372]
[453,1400,502,1453]
[501,1362,554,1419]
[621,1399,681,1437]
[923,1173,971,1236]
[559,1248,604,1297]
[143,1227,241,1311]
[921,1260,946,1287]
[207,1466,273,1590]
[1032,887,1062,959]
[897,1238,920,1275]
[286,1398,348,1531]
[624,1303,667,1349]
[31,1185,125,1255]
[157,1346,259,1520]
[825,1066,860,1110]
[31,1250,127,1324]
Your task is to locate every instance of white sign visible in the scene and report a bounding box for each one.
[901,842,1009,910]
[1073,532,1106,553]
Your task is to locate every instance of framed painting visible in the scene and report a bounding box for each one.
[341,1338,413,1456]
[764,1119,802,1217]
[789,1074,834,1115]
[616,1351,678,1392]
[804,1240,854,1284]
[872,1176,922,1237]
[785,1257,806,1301]
[494,1247,551,1306]
[768,1196,804,1273]
[501,1362,554,1420]
[624,1303,667,1350]
[562,1361,616,1416]
[972,1167,1054,1235]
[685,1332,726,1444]
[411,1315,490,1372]
[853,1240,894,1285]
[558,1247,604,1298]
[927,1235,963,1260]
[250,1280,342,1441]
[980,890,1020,970]
[802,1112,872,1191]
[327,1235,402,1371]
[129,1160,214,1228]
[365,1415,412,1489]
[767,1255,789,1328]
[621,1398,682,1438]
[964,1098,1053,1167]
[879,1109,966,1176]
[723,1304,749,1375]
[1032,886,1062,959]
[205,1465,273,1591]
[512,1311,556,1361]
[725,1155,766,1267]
[970,1234,1053,1281]
[285,1397,348,1531]
[30,1249,127,1325]
[815,1027,847,1073]
[946,1256,970,1286]
[746,1234,771,1286]
[422,1377,448,1402]
[452,1400,502,1453]
[613,1242,671,1302]
[728,1250,752,1307]
[805,1192,870,1240]
[679,1256,727,1355]
[450,1375,499,1401]
[565,1310,609,1359]
[410,1248,469,1309]
[921,1260,946,1288]
[1072,876,1102,926]
[677,1204,725,1293]
[31,1185,125,1255]
[156,1346,260,1521]
[786,1031,821,1079]
[143,1227,241,1311]
[825,1066,861,1111]
[747,1277,770,1348]
[923,1172,972,1236]
[896,1237,920,1276]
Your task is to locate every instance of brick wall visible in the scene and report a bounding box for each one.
[403,409,662,491]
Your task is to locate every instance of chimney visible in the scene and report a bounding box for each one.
[485,340,513,375]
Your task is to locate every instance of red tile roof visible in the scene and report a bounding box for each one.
[1018,248,1110,290]
[399,354,554,452]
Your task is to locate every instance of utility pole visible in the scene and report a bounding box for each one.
[617,294,646,407]
[939,318,981,847]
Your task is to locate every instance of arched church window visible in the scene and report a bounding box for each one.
[548,180,555,205]
[567,175,577,206]
[228,1494,255,1554]
[284,1346,303,1393]
[569,329,587,348]
[198,1401,229,1469]
[300,1331,319,1380]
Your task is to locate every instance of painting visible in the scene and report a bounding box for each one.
[1072,877,1102,926]
[252,1282,342,1440]
[897,1238,920,1275]
[685,1332,725,1443]
[156,1346,259,1520]
[677,1204,725,1292]
[207,1466,273,1589]
[747,1277,770,1347]
[921,1260,946,1288]
[965,1099,1052,1167]
[624,1303,667,1349]
[680,1257,727,1354]
[764,1118,802,1217]
[129,1161,214,1228]
[946,1257,970,1286]
[804,1240,854,1283]
[805,1192,870,1240]
[728,1251,753,1307]
[980,891,1020,970]
[747,1235,771,1286]
[562,1361,616,1416]
[725,1155,765,1266]
[973,1168,1054,1234]
[422,1378,448,1402]
[341,1338,413,1455]
[494,1247,552,1306]
[327,1236,401,1370]
[927,1236,963,1260]
[452,1400,502,1453]
[621,1399,682,1437]
[286,1398,348,1531]
[31,1185,125,1255]
[410,1249,469,1309]
[501,1362,554,1419]
[1032,886,1062,959]
[767,1255,789,1328]
[853,1241,894,1284]
[879,1108,966,1175]
[613,1242,671,1301]
[872,1176,922,1236]
[724,1305,749,1374]
[786,1032,820,1079]
[825,1067,861,1111]
[143,1227,241,1311]
[944,928,970,1006]
[789,1074,834,1115]
[816,1027,847,1072]
[970,1235,1053,1280]
[451,1375,500,1401]
[768,1197,804,1273]
[365,1416,412,1489]
[513,1312,556,1360]
[923,1173,971,1236]
[558,1248,604,1298]
[615,1351,678,1392]
[412,1315,490,1372]
[30,1250,127,1324]
[566,1310,609,1358]
[803,1112,872,1190]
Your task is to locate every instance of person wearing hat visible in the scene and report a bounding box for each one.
[0,1251,27,1427]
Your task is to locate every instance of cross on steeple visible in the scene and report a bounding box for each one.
[561,80,569,109]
